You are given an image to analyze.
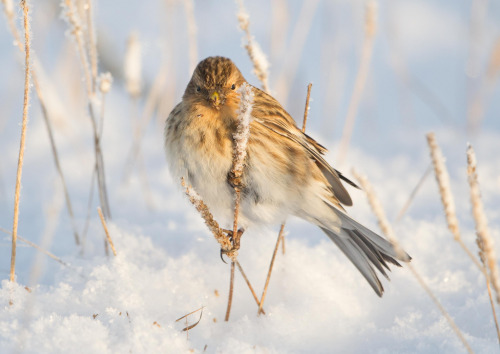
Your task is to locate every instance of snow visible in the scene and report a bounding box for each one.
[0,0,499,353]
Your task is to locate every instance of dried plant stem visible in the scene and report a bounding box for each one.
[84,0,98,92]
[426,133,481,269]
[258,224,285,315]
[235,261,265,314]
[2,1,81,246]
[337,0,377,163]
[395,164,432,223]
[97,207,116,257]
[354,171,473,353]
[302,83,313,132]
[10,0,31,283]
[483,267,500,343]
[467,144,500,304]
[224,261,235,322]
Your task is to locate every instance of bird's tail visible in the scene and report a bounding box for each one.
[319,205,411,297]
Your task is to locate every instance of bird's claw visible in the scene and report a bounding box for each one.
[219,228,245,263]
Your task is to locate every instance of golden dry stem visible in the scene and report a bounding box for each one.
[10,0,31,283]
[97,207,117,257]
[467,144,500,304]
[426,133,482,269]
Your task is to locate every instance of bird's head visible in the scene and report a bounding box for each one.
[183,56,247,111]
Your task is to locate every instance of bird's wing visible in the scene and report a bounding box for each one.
[250,87,356,206]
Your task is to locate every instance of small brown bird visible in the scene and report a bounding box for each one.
[165,56,410,296]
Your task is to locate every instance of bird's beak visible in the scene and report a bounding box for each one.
[209,91,220,107]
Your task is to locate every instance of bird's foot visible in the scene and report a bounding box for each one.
[219,228,245,263]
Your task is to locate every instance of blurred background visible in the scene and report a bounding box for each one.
[0,0,499,282]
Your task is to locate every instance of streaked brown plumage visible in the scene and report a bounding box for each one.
[165,56,410,296]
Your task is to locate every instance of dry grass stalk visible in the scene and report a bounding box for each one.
[183,0,198,74]
[1,227,71,269]
[10,0,31,283]
[337,0,378,164]
[224,261,235,322]
[84,0,98,92]
[62,0,92,96]
[237,0,270,93]
[2,1,82,246]
[97,207,117,257]
[426,133,482,269]
[180,178,234,256]
[354,172,473,353]
[301,83,313,133]
[467,144,500,304]
[258,224,285,315]
[235,261,265,314]
[63,0,112,220]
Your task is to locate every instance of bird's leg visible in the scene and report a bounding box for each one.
[227,170,244,189]
[219,228,245,263]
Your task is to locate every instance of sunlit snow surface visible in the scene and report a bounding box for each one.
[0,0,500,353]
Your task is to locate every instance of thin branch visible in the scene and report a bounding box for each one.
[224,261,235,322]
[10,0,31,283]
[258,224,285,315]
[235,261,265,314]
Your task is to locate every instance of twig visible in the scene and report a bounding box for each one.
[258,224,286,315]
[354,172,473,354]
[224,261,235,322]
[235,261,265,314]
[302,83,313,132]
[426,133,482,269]
[97,207,117,257]
[175,306,204,322]
[337,0,377,164]
[10,0,31,283]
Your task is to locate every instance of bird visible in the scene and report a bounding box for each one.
[164,56,410,296]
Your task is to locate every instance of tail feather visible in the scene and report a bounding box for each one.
[318,204,411,297]
[321,227,385,296]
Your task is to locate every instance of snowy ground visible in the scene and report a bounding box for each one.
[1,0,500,353]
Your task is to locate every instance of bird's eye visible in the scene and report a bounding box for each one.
[196,86,201,92]
[231,84,236,90]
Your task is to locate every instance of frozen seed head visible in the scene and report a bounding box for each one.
[467,144,500,303]
[232,83,254,176]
